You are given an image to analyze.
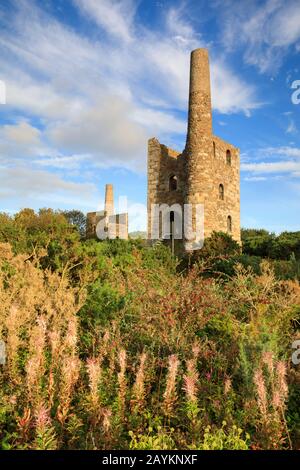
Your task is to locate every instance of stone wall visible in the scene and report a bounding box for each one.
[147,138,185,236]
[210,135,240,243]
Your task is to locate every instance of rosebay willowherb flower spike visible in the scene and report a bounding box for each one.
[163,354,180,415]
[34,404,51,432]
[64,317,78,354]
[117,349,127,418]
[224,377,232,395]
[262,351,274,375]
[131,352,147,413]
[57,356,81,424]
[86,357,101,407]
[183,358,198,404]
[276,361,288,402]
[25,316,48,406]
[102,408,112,434]
[254,367,267,419]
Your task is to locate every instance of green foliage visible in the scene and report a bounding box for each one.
[62,210,87,238]
[0,214,299,450]
[187,230,300,281]
[141,241,178,274]
[129,426,176,450]
[242,229,275,258]
[196,231,241,259]
[286,379,300,444]
[242,228,300,261]
[273,258,300,280]
[0,208,80,269]
[33,427,57,450]
[199,422,249,450]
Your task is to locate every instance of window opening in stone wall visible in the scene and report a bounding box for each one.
[227,215,232,233]
[226,149,232,166]
[219,184,224,200]
[169,175,178,191]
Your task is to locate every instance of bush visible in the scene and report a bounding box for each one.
[0,216,300,450]
[0,239,299,449]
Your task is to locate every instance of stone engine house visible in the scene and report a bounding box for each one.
[86,184,128,240]
[147,48,240,252]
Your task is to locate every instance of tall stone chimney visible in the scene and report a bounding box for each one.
[185,48,212,153]
[184,48,214,247]
[104,184,114,217]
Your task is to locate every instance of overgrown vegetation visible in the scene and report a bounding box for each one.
[0,209,299,449]
[242,229,300,280]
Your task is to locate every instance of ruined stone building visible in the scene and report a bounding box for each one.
[147,48,240,252]
[86,184,128,240]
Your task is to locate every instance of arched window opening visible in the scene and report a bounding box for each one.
[213,141,216,158]
[169,175,178,191]
[219,184,224,200]
[226,149,232,166]
[227,215,232,233]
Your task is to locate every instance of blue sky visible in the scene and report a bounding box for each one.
[0,0,300,232]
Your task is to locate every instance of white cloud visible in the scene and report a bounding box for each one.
[0,0,264,214]
[268,1,300,47]
[73,0,136,43]
[263,146,300,158]
[244,176,267,181]
[166,5,197,41]
[220,0,300,73]
[242,145,300,178]
[0,0,261,171]
[34,154,91,169]
[0,166,98,209]
[3,121,41,146]
[48,96,148,171]
[211,61,260,115]
[132,107,186,136]
[286,119,297,134]
[73,0,260,116]
[242,160,300,174]
[0,120,48,161]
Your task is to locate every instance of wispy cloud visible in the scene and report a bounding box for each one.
[244,176,267,181]
[0,166,99,209]
[0,0,270,217]
[242,145,300,177]
[74,0,137,43]
[219,0,300,73]
[263,146,300,158]
[242,160,300,173]
[0,0,261,177]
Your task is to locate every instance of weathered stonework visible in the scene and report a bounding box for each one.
[147,48,241,252]
[86,184,128,240]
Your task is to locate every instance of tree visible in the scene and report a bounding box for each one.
[241,228,275,258]
[62,210,87,237]
[199,231,241,259]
